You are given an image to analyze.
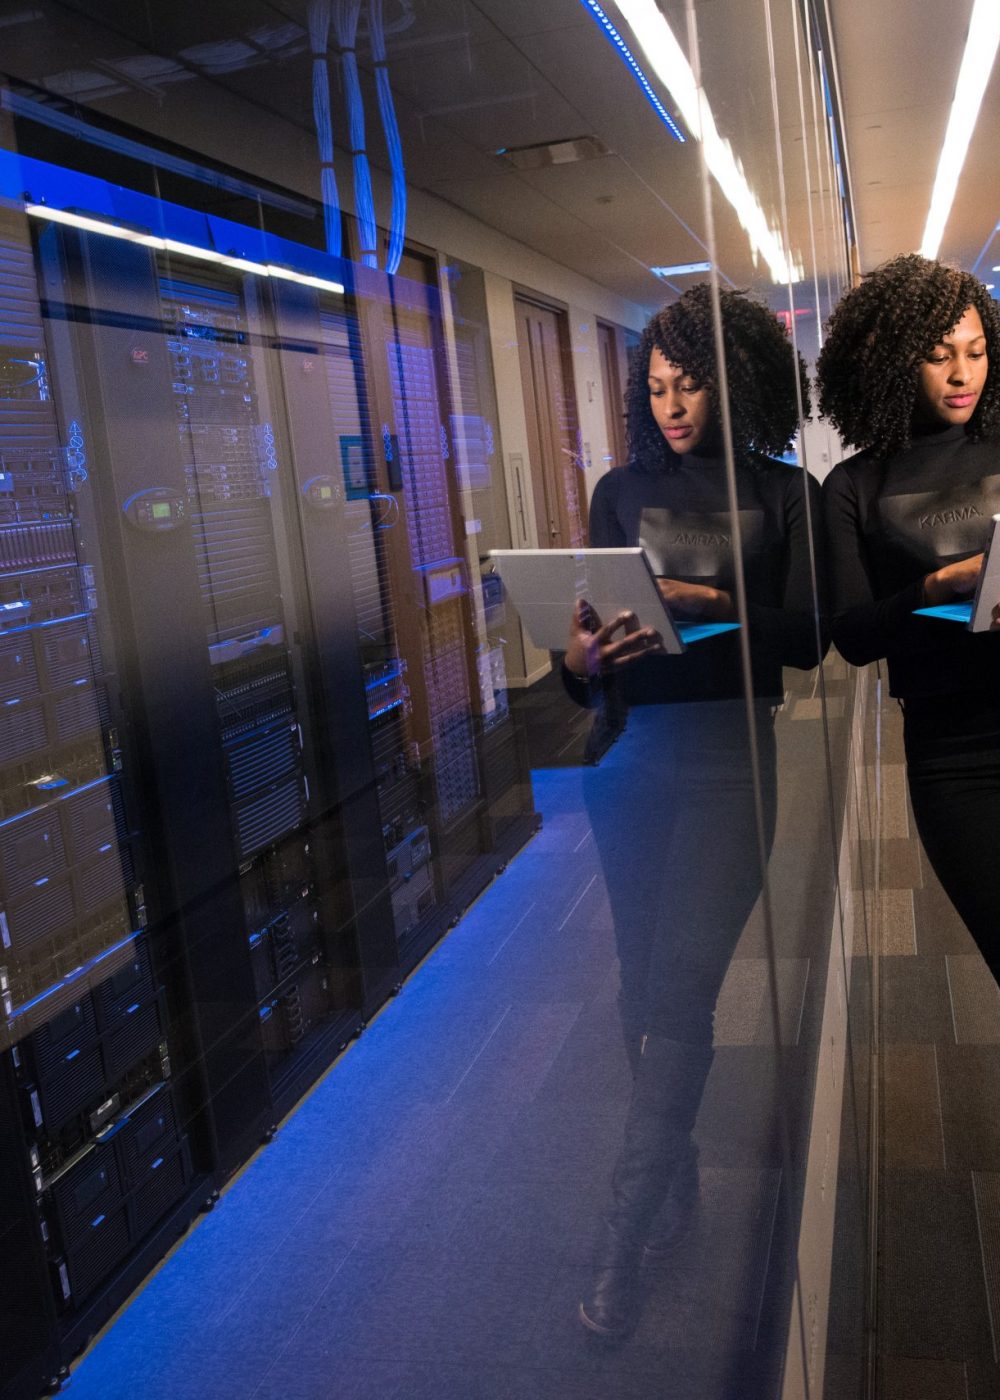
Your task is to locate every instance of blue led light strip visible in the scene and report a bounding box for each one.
[2,91,315,219]
[579,0,685,143]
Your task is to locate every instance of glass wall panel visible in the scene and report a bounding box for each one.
[0,6,881,1400]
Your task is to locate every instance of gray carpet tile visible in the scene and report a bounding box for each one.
[881,1170,994,1360]
[878,1356,970,1399]
[946,955,1000,1045]
[937,1045,1000,1170]
[881,1043,946,1171]
[880,955,956,1044]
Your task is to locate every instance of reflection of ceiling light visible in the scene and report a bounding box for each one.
[580,1,684,143]
[23,204,163,248]
[606,0,800,284]
[496,136,611,169]
[24,205,345,294]
[651,261,711,277]
[920,0,1000,259]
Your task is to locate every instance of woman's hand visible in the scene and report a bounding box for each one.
[656,578,735,621]
[563,599,664,679]
[923,553,984,605]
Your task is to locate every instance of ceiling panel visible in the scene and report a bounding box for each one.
[7,0,989,302]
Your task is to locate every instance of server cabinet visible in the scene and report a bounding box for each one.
[150,255,365,1111]
[0,209,204,1398]
[346,248,536,963]
[267,280,400,1016]
[0,156,537,1398]
[40,227,275,1171]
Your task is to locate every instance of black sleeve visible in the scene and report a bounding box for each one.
[560,662,599,708]
[745,467,829,670]
[822,464,926,666]
[587,470,627,548]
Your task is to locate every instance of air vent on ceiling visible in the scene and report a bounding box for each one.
[496,135,611,170]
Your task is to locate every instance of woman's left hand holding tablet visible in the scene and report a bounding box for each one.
[656,577,734,621]
[564,599,664,679]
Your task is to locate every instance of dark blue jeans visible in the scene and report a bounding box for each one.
[904,696,1000,987]
[583,698,778,1054]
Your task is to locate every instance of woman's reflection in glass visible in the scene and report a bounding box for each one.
[562,285,824,1339]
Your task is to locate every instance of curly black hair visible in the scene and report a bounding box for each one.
[625,282,809,471]
[816,254,1000,457]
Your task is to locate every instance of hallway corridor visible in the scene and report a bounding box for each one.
[60,670,848,1400]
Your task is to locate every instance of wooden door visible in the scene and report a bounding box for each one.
[514,297,584,548]
[598,320,628,468]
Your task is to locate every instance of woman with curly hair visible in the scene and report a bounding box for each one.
[819,255,1000,989]
[564,284,825,1339]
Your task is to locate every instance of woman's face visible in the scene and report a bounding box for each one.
[647,346,712,454]
[915,304,988,427]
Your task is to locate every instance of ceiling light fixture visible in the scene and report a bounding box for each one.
[605,0,799,284]
[24,204,345,295]
[920,0,1000,259]
[651,261,711,277]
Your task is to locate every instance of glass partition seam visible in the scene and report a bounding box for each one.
[762,0,842,904]
[816,0,861,270]
[762,0,826,675]
[684,0,814,1389]
[790,0,827,341]
[805,38,838,323]
[765,0,855,1023]
[822,54,844,298]
[764,0,853,1388]
[864,673,885,1400]
[799,13,844,307]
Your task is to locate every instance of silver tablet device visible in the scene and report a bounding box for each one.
[488,547,685,653]
[969,513,1000,632]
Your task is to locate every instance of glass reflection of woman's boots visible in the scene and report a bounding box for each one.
[579,1035,714,1340]
[619,1021,702,1254]
[644,1137,699,1256]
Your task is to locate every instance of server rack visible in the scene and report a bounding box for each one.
[346,250,537,964]
[0,161,537,1400]
[0,211,204,1400]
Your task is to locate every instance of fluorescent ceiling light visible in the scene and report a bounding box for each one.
[24,204,344,295]
[651,261,712,277]
[608,0,800,284]
[24,204,162,248]
[920,0,1000,259]
[266,265,346,295]
[160,238,270,277]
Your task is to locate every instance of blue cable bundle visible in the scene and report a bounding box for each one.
[337,0,378,268]
[369,0,407,274]
[308,0,342,258]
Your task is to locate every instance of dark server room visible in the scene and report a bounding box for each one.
[0,3,998,1399]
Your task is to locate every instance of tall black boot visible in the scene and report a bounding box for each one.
[644,1137,699,1257]
[579,1036,714,1339]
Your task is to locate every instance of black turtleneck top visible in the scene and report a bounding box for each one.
[822,424,1000,699]
[567,450,824,705]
